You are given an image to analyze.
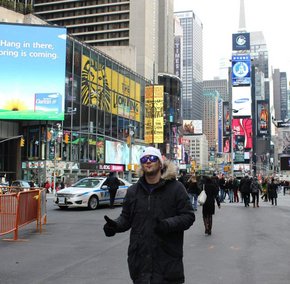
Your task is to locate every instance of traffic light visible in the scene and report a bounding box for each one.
[64,133,70,144]
[20,137,25,147]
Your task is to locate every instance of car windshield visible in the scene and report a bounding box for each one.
[71,179,102,188]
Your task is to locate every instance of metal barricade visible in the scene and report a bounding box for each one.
[0,189,47,241]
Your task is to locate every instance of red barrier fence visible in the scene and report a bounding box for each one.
[0,189,47,241]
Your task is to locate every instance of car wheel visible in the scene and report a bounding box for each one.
[88,195,99,210]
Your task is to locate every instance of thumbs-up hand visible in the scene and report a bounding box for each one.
[103,215,117,237]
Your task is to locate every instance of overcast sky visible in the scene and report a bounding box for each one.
[174,0,290,80]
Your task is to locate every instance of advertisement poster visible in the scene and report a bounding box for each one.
[144,86,154,144]
[223,102,230,136]
[231,54,251,86]
[182,120,202,135]
[153,85,164,144]
[105,140,145,165]
[0,23,67,120]
[232,86,252,117]
[223,137,231,153]
[257,100,269,136]
[232,33,250,50]
[232,118,252,149]
[81,54,141,122]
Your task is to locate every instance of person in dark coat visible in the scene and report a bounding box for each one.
[187,175,201,211]
[103,146,195,284]
[201,175,220,235]
[103,171,121,208]
[268,178,278,206]
[239,175,251,207]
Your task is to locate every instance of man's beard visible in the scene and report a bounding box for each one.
[144,167,160,177]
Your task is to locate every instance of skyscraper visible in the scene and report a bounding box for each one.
[32,0,174,81]
[273,69,288,121]
[174,10,203,120]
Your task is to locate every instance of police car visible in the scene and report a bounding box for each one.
[54,177,131,210]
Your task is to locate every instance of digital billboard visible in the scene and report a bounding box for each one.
[105,140,145,165]
[144,85,164,144]
[223,137,231,153]
[257,100,270,136]
[223,102,230,136]
[182,120,202,135]
[232,118,252,149]
[0,23,67,120]
[280,156,290,171]
[232,86,252,116]
[232,33,250,50]
[232,54,251,86]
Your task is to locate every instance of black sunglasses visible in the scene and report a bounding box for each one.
[140,155,159,164]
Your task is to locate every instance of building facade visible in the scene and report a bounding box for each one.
[32,0,175,82]
[0,6,151,185]
[174,10,203,120]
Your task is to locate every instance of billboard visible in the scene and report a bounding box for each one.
[232,33,250,50]
[232,86,252,116]
[232,118,252,149]
[257,100,270,136]
[182,120,202,135]
[223,102,230,136]
[223,137,231,153]
[81,54,141,122]
[105,140,145,165]
[144,85,164,144]
[280,156,290,171]
[0,23,67,120]
[231,54,251,86]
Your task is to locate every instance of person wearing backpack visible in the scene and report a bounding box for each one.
[250,177,261,208]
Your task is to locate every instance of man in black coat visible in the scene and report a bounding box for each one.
[103,146,195,283]
[240,175,251,207]
[103,171,121,208]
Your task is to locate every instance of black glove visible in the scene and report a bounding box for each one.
[103,215,117,237]
[154,218,169,235]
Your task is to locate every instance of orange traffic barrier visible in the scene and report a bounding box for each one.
[0,193,18,236]
[0,189,47,241]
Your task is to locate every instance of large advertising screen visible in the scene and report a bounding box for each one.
[223,102,230,136]
[257,100,270,137]
[232,86,252,116]
[81,54,141,122]
[280,156,290,171]
[232,33,250,51]
[182,120,202,135]
[231,54,251,86]
[232,118,252,149]
[0,23,67,120]
[144,85,164,144]
[105,140,145,165]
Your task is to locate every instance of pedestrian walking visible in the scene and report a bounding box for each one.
[201,175,220,235]
[261,177,269,202]
[240,175,251,207]
[103,146,195,284]
[103,171,121,209]
[218,174,226,202]
[187,175,201,211]
[250,177,261,208]
[226,177,234,203]
[233,177,240,203]
[268,177,278,206]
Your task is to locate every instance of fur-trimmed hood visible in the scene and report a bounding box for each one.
[137,159,178,181]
